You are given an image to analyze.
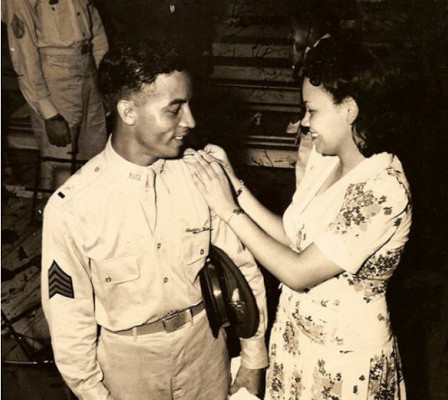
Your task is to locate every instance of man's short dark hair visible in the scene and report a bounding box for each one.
[98,39,189,112]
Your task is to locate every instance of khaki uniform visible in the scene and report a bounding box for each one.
[4,0,108,187]
[41,139,269,399]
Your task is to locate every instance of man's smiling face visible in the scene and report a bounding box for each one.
[131,70,196,164]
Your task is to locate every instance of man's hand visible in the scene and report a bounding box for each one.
[230,365,265,397]
[45,115,71,147]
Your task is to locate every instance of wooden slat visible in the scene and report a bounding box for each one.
[212,42,290,59]
[214,22,288,41]
[1,215,36,258]
[1,265,41,321]
[243,103,301,113]
[214,2,290,18]
[6,130,39,151]
[236,147,297,168]
[1,198,31,232]
[9,104,30,119]
[1,218,40,261]
[10,307,50,344]
[213,56,290,68]
[212,65,294,82]
[213,84,299,106]
[2,308,50,362]
[2,227,42,273]
[6,114,38,150]
[245,138,296,148]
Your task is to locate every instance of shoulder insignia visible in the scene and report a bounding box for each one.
[11,14,25,39]
[49,261,74,299]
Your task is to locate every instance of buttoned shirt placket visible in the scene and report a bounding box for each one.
[138,164,179,317]
[142,167,157,234]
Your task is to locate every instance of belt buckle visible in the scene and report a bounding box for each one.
[162,311,182,333]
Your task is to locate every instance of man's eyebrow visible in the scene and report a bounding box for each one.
[167,99,187,106]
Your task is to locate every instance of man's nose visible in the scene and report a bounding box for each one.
[181,106,196,129]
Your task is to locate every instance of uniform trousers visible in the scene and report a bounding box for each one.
[30,46,107,189]
[97,311,230,400]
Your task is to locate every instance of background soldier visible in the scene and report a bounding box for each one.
[4,0,109,190]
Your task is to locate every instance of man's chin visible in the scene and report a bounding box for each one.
[162,145,185,160]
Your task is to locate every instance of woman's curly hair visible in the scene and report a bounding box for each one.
[98,38,189,113]
[303,38,401,157]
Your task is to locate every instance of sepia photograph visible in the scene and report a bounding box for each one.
[1,0,447,399]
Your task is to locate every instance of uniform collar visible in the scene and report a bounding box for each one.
[104,137,165,184]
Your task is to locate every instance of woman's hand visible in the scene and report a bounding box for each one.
[183,150,238,221]
[202,144,236,178]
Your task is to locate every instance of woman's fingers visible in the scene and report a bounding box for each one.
[203,143,223,155]
[184,150,227,187]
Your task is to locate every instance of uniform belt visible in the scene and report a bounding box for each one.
[112,302,205,336]
[39,42,92,56]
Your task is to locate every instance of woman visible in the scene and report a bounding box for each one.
[185,39,411,399]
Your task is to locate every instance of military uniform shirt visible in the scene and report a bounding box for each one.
[41,139,268,399]
[5,0,108,119]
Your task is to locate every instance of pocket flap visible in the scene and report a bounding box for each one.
[183,232,209,265]
[95,255,140,285]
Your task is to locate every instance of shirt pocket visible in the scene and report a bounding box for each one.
[182,231,209,283]
[91,254,142,323]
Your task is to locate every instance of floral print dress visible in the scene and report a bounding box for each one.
[265,149,412,400]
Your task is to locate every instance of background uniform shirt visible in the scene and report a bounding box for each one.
[41,139,268,398]
[5,0,108,119]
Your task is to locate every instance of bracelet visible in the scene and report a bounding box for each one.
[235,179,245,197]
[225,207,245,224]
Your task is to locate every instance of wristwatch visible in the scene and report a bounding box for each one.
[226,207,245,224]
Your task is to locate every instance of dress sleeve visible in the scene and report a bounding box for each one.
[211,212,269,370]
[314,174,411,274]
[41,202,111,400]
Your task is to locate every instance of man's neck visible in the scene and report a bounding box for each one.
[111,132,158,166]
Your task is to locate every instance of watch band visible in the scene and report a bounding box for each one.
[225,207,245,224]
[235,180,245,197]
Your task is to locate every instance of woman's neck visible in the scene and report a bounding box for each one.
[339,149,366,177]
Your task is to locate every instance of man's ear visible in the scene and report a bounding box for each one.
[344,97,359,125]
[116,100,137,126]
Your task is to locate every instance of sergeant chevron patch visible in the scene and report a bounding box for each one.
[49,261,74,299]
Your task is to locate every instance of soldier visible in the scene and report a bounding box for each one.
[41,40,268,400]
[4,0,108,190]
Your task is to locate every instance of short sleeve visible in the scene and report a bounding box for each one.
[314,174,410,274]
